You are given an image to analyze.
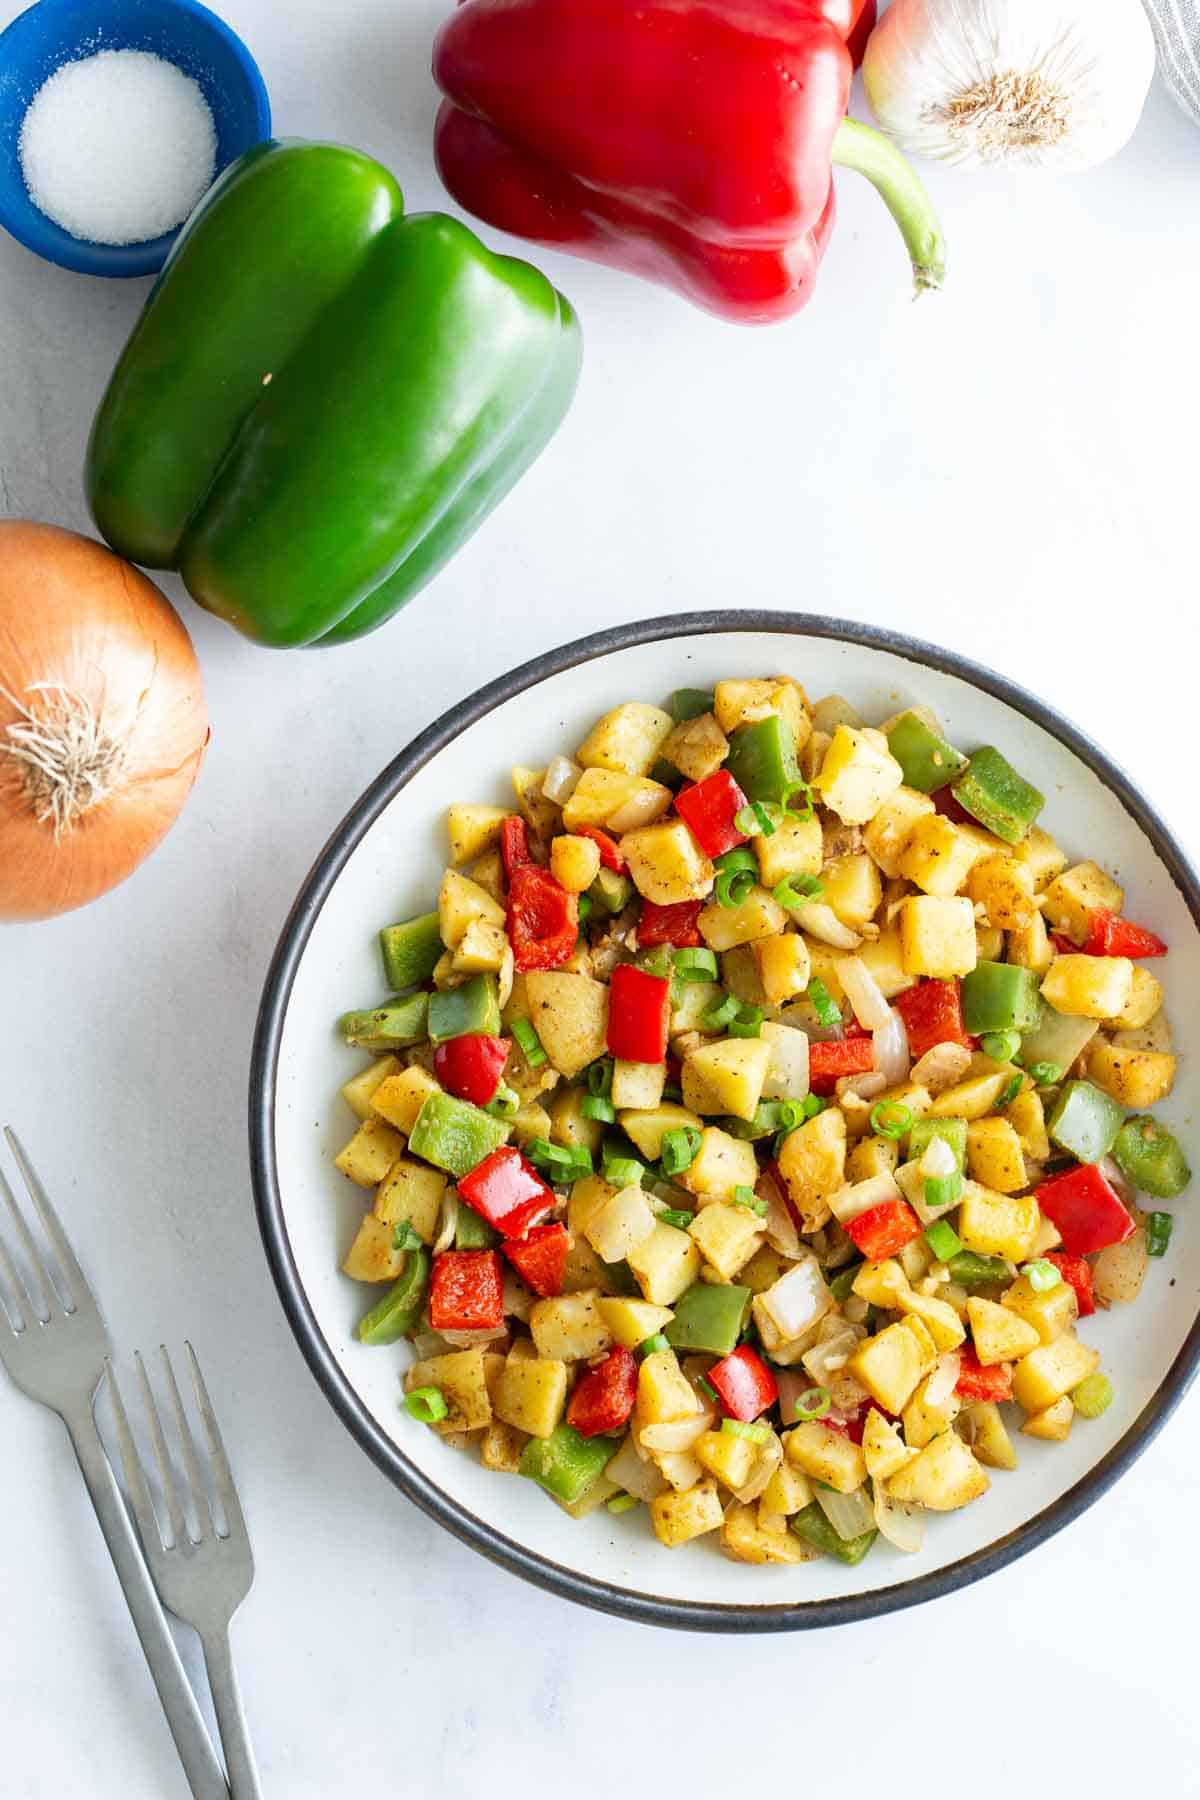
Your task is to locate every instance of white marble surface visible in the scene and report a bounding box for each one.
[2,2,1200,1794]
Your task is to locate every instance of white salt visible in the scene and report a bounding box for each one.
[19,49,217,247]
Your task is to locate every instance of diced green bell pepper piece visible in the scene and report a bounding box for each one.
[669,688,715,723]
[1047,1080,1124,1165]
[947,1251,1012,1286]
[827,1262,863,1303]
[649,758,685,792]
[1144,1211,1174,1257]
[427,973,501,1043]
[790,1502,877,1566]
[456,1207,500,1249]
[85,141,581,648]
[721,1102,783,1142]
[724,715,801,804]
[339,992,428,1050]
[600,1258,640,1296]
[355,1248,430,1345]
[952,747,1044,845]
[1112,1115,1191,1199]
[961,962,1043,1035]
[407,1092,509,1178]
[885,711,968,794]
[908,1116,968,1174]
[519,1423,614,1504]
[664,1282,750,1356]
[380,913,442,990]
[589,868,634,915]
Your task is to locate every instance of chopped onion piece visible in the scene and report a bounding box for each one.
[802,1318,867,1388]
[793,901,862,949]
[873,1485,926,1554]
[502,1270,535,1323]
[762,1170,802,1259]
[924,1352,962,1410]
[438,1325,510,1349]
[638,1412,711,1454]
[828,1171,903,1225]
[730,1430,783,1504]
[541,755,582,805]
[920,1134,958,1180]
[759,1257,832,1341]
[836,1071,887,1103]
[605,1434,668,1501]
[432,1189,460,1255]
[839,955,892,1031]
[811,694,864,735]
[911,1041,973,1095]
[1092,1224,1149,1306]
[872,1006,910,1087]
[1099,1155,1133,1204]
[815,1483,876,1542]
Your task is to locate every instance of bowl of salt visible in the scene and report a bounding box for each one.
[0,0,271,276]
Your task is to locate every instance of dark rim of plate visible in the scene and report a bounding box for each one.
[249,610,1200,1634]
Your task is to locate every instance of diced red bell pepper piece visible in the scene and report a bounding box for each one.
[428,1249,504,1332]
[573,824,625,871]
[673,769,749,859]
[607,961,671,1063]
[432,1033,509,1107]
[894,978,976,1061]
[844,1199,922,1262]
[955,1348,1013,1403]
[823,1404,870,1444]
[507,864,578,971]
[932,788,974,826]
[500,813,532,878]
[707,1343,778,1422]
[503,1221,570,1297]
[1051,931,1081,955]
[1082,907,1167,959]
[1036,1162,1135,1256]
[807,1035,875,1095]
[847,0,875,65]
[637,898,703,948]
[566,1345,639,1437]
[1045,1250,1096,1317]
[458,1145,555,1239]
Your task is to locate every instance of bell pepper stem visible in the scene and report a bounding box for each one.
[831,117,946,294]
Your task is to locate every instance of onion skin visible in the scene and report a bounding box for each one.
[0,521,209,921]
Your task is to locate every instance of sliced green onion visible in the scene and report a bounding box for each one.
[1145,1211,1174,1258]
[603,1153,645,1188]
[997,1073,1024,1108]
[405,1386,448,1423]
[657,1207,694,1231]
[638,944,675,979]
[924,1171,963,1211]
[486,1085,520,1119]
[924,1219,962,1263]
[735,799,782,838]
[727,1003,763,1039]
[673,947,718,982]
[580,1095,616,1123]
[774,873,824,911]
[794,1386,831,1422]
[697,1375,720,1405]
[715,868,757,908]
[660,1126,702,1176]
[807,978,841,1029]
[511,1016,547,1067]
[778,1099,807,1129]
[663,1083,684,1103]
[1023,1259,1061,1293]
[586,1057,614,1098]
[577,893,594,924]
[1027,1061,1064,1087]
[715,848,759,875]
[722,1419,770,1443]
[803,1093,826,1119]
[733,1184,768,1216]
[391,1221,423,1251]
[606,1492,640,1514]
[980,1029,1022,1063]
[870,1100,913,1141]
[1071,1372,1113,1419]
[780,781,815,820]
[528,1139,593,1182]
[827,1264,861,1303]
[639,1332,670,1356]
[701,993,740,1031]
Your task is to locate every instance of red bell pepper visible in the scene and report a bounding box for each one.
[1083,907,1167,959]
[428,1249,505,1331]
[573,824,625,871]
[955,1348,1013,1403]
[458,1145,555,1238]
[1045,1251,1096,1318]
[1050,931,1081,955]
[844,1199,922,1262]
[507,864,578,971]
[707,1344,778,1422]
[808,1035,874,1095]
[433,1033,508,1107]
[1036,1163,1135,1256]
[607,962,671,1063]
[566,1345,638,1437]
[637,898,703,949]
[674,770,749,859]
[500,813,532,878]
[503,1221,570,1296]
[847,0,875,65]
[433,0,945,325]
[894,979,975,1061]
[824,1402,871,1443]
[932,788,974,826]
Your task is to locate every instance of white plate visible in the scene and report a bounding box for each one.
[251,614,1200,1630]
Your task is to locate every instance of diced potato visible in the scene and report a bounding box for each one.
[1002,1272,1078,1346]
[636,1347,702,1425]
[585,1184,658,1263]
[820,854,883,928]
[967,1296,1040,1365]
[753,932,812,1004]
[851,1257,909,1308]
[785,1421,868,1493]
[551,833,601,894]
[406,1348,493,1434]
[1112,965,1164,1031]
[902,1372,961,1449]
[341,1213,405,1283]
[958,1184,1040,1263]
[681,1038,772,1121]
[677,1126,760,1201]
[721,1501,811,1565]
[620,818,715,905]
[511,765,558,839]
[446,803,508,867]
[437,868,506,950]
[619,1102,705,1160]
[548,1085,605,1157]
[966,1117,1027,1194]
[740,1245,793,1294]
[856,925,917,999]
[813,725,903,825]
[698,886,788,952]
[754,1258,833,1350]
[1012,1334,1100,1413]
[1004,1089,1050,1162]
[335,1118,406,1188]
[966,853,1037,930]
[848,1318,936,1415]
[714,677,810,743]
[567,1174,618,1239]
[610,1060,667,1113]
[467,848,506,903]
[688,1202,765,1280]
[529,1290,614,1362]
[887,1431,989,1511]
[847,1136,900,1183]
[372,1158,447,1242]
[753,814,824,888]
[451,917,509,975]
[659,711,729,783]
[862,786,936,879]
[1021,1396,1074,1441]
[1041,954,1134,1020]
[1042,861,1123,942]
[627,1223,701,1305]
[863,1407,915,1481]
[1030,1215,1063,1256]
[1010,826,1068,891]
[1113,1014,1173,1054]
[653,1448,705,1492]
[596,1296,674,1349]
[695,1428,757,1491]
[523,971,609,1078]
[897,815,979,898]
[342,1055,401,1121]
[762,1461,814,1516]
[650,1478,724,1547]
[930,1068,1013,1120]
[1006,911,1054,975]
[775,1107,847,1231]
[898,1285,966,1353]
[1087,1041,1177,1107]
[899,895,978,978]
[480,1418,528,1472]
[670,979,724,1035]
[960,1401,1018,1471]
[431,949,469,990]
[560,1237,613,1295]
[492,1352,568,1438]
[576,702,674,777]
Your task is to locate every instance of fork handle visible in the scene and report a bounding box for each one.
[200,1625,262,1800]
[62,1403,230,1800]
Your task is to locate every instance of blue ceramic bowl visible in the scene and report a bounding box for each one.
[0,0,270,276]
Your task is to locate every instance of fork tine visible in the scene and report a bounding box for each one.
[161,1346,214,1542]
[0,1160,57,1318]
[106,1359,167,1553]
[4,1128,86,1310]
[136,1350,189,1549]
[0,1228,31,1332]
[185,1342,245,1539]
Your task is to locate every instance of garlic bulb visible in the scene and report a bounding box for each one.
[863,0,1156,171]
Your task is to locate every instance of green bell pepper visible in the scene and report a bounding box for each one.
[946,1250,1012,1286]
[952,747,1044,844]
[790,1503,876,1565]
[724,715,801,804]
[339,993,429,1050]
[1112,1115,1191,1199]
[407,1092,510,1178]
[1047,1080,1124,1166]
[669,689,715,723]
[520,1423,613,1504]
[355,1249,430,1345]
[427,974,501,1043]
[885,710,968,793]
[908,1116,968,1173]
[380,914,443,991]
[961,962,1043,1035]
[85,140,581,647]
[664,1282,751,1356]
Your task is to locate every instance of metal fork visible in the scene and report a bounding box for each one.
[0,1129,228,1800]
[109,1344,262,1800]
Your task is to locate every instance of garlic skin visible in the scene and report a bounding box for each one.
[863,0,1156,171]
